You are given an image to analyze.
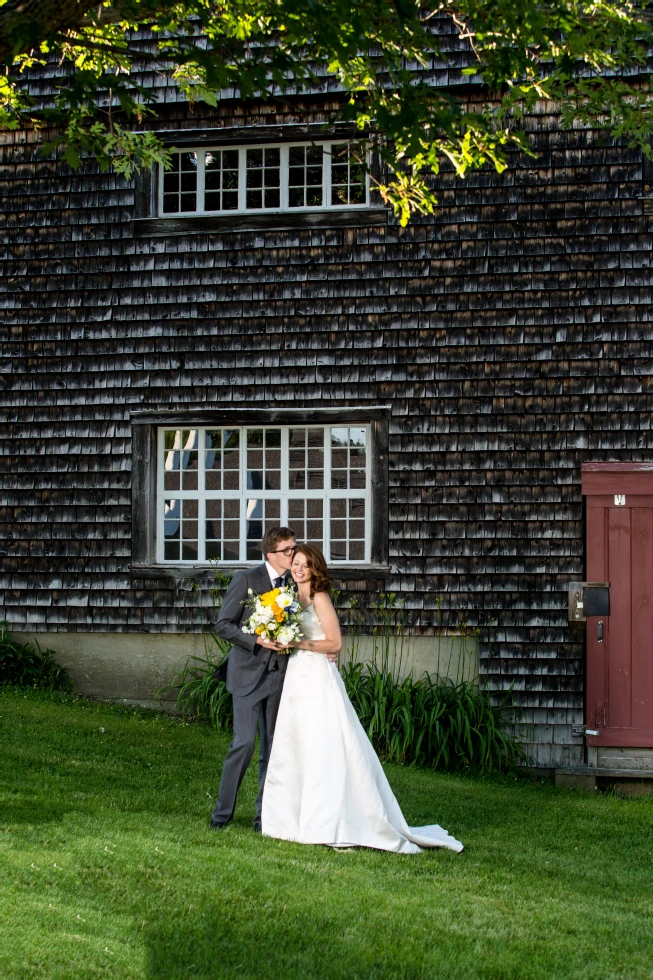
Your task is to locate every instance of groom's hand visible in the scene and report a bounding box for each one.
[257,637,284,650]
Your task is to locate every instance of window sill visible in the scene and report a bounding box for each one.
[130,563,390,582]
[132,208,389,237]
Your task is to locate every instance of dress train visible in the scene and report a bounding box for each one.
[262,605,463,855]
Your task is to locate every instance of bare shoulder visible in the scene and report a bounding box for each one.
[312,591,335,612]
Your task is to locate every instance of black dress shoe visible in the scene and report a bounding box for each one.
[210,819,229,830]
[253,820,262,833]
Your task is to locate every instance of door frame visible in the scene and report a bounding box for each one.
[582,462,653,748]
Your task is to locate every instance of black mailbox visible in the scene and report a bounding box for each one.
[583,586,610,617]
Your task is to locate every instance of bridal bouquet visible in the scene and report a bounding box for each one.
[241,585,303,649]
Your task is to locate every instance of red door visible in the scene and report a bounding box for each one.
[583,463,653,747]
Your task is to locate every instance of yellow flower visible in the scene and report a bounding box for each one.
[255,626,266,635]
[261,589,281,607]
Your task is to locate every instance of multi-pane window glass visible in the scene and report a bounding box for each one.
[330,499,366,562]
[330,427,367,489]
[162,152,197,213]
[247,429,281,490]
[289,498,324,547]
[205,149,239,212]
[206,499,240,561]
[246,147,280,210]
[246,498,281,560]
[158,425,371,563]
[164,498,199,561]
[163,429,199,491]
[289,428,324,489]
[205,429,240,490]
[331,143,366,206]
[288,145,323,208]
[160,142,368,215]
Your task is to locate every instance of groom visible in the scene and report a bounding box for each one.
[210,526,297,832]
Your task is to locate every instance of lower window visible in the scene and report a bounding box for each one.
[158,424,370,563]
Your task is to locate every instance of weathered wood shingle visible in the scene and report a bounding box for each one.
[2,95,652,767]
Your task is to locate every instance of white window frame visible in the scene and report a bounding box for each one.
[156,424,372,564]
[158,141,370,217]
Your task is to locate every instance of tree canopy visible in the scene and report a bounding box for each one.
[2,0,653,222]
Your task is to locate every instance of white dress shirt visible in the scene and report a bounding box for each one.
[265,561,286,589]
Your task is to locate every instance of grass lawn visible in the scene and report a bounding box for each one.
[1,688,652,980]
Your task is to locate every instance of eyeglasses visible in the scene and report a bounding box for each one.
[273,547,296,557]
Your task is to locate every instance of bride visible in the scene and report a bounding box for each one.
[262,544,463,855]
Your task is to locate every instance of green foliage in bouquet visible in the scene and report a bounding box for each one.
[0,621,72,691]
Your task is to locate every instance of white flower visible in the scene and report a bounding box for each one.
[276,592,293,610]
[276,627,295,645]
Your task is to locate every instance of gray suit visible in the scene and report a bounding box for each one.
[211,564,290,826]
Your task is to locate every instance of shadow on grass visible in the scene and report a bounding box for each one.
[143,903,471,980]
[0,795,65,825]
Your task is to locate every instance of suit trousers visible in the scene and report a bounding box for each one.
[211,667,285,825]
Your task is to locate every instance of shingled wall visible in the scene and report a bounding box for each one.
[2,95,652,768]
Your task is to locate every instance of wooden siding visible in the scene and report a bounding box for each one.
[20,16,478,107]
[2,97,653,767]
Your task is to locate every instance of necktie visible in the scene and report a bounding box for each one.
[273,576,284,589]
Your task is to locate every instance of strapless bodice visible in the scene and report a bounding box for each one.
[299,604,326,641]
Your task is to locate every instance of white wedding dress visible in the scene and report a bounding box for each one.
[262,604,463,854]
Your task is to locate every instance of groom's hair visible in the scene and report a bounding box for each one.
[262,526,296,556]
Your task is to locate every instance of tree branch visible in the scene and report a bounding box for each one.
[0,0,100,61]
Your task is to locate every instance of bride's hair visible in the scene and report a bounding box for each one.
[293,544,333,599]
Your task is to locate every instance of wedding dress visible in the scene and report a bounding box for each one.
[262,604,463,854]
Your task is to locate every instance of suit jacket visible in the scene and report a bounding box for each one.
[214,564,290,697]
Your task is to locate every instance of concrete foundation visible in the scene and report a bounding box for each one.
[342,631,478,684]
[13,629,479,705]
[13,631,207,705]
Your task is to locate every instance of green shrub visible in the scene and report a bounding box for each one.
[0,621,72,691]
[165,648,234,730]
[166,652,524,773]
[341,660,525,773]
[163,579,524,773]
[157,568,232,726]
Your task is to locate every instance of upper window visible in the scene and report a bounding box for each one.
[158,424,371,563]
[160,142,368,216]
